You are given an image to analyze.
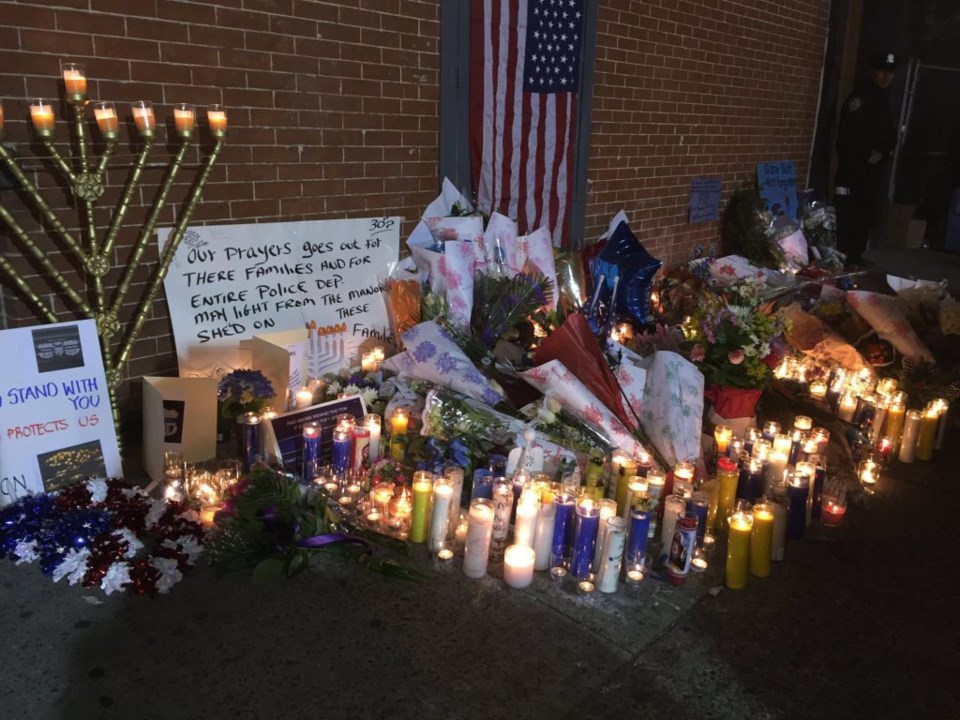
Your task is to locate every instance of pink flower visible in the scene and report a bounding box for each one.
[691,344,706,362]
[728,349,745,365]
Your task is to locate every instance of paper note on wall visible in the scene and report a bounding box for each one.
[159,217,400,378]
[757,161,799,220]
[0,320,122,507]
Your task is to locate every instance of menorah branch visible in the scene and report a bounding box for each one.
[0,238,58,322]
[101,139,153,259]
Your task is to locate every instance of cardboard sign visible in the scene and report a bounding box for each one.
[251,329,308,411]
[689,177,722,224]
[757,161,799,220]
[158,216,400,378]
[266,395,367,471]
[0,320,122,507]
[142,376,218,481]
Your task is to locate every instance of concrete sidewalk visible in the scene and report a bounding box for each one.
[1,427,956,720]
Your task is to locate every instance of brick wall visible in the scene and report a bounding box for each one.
[585,0,829,268]
[0,0,440,427]
[0,0,827,430]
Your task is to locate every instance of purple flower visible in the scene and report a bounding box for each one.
[435,353,457,373]
[412,341,437,363]
[481,388,502,406]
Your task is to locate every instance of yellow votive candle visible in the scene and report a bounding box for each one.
[916,405,939,461]
[715,457,739,533]
[726,511,753,590]
[749,503,774,578]
[410,472,433,543]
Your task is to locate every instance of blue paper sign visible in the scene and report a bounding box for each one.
[689,177,722,224]
[757,161,799,220]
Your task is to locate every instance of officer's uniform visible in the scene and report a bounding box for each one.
[834,55,898,264]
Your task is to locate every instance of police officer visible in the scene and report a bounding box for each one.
[834,52,898,267]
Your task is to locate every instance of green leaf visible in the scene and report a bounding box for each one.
[253,557,288,583]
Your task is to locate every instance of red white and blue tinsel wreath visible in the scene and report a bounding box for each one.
[0,477,204,596]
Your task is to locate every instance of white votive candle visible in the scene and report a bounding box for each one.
[463,499,495,579]
[503,544,536,589]
[428,479,454,552]
[513,493,539,549]
[532,500,556,571]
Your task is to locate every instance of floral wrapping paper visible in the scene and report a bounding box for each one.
[634,351,704,466]
[846,290,934,363]
[385,321,507,407]
[778,228,809,269]
[441,240,477,332]
[606,340,648,429]
[781,304,873,373]
[708,255,773,287]
[519,359,645,457]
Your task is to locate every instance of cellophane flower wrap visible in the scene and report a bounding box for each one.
[520,359,645,456]
[781,303,873,373]
[846,290,935,363]
[422,387,524,446]
[387,321,506,407]
[634,351,704,466]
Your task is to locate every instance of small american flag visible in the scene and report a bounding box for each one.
[470,0,584,246]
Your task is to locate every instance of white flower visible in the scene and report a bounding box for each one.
[114,528,144,559]
[13,540,39,565]
[85,477,109,504]
[100,562,131,595]
[151,557,183,594]
[144,498,167,529]
[360,387,378,406]
[163,536,204,565]
[52,547,91,584]
[342,383,361,396]
[327,380,342,396]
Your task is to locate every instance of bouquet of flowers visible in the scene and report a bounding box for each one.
[684,280,785,390]
[207,467,422,582]
[217,369,275,422]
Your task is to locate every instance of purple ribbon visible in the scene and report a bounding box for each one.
[296,533,368,549]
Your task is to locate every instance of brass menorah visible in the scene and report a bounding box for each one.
[0,61,226,442]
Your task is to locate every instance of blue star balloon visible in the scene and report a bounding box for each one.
[591,221,662,326]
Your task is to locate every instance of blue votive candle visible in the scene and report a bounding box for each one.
[627,506,651,567]
[687,491,710,546]
[550,492,576,569]
[331,427,352,475]
[472,468,494,500]
[571,496,601,579]
[240,412,261,472]
[301,422,321,482]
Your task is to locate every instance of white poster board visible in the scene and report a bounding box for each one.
[142,376,218,482]
[0,320,122,507]
[159,217,400,378]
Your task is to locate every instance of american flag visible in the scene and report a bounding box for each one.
[470,0,584,246]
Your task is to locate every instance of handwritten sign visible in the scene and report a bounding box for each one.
[757,161,799,220]
[0,320,122,507]
[159,217,401,378]
[689,177,722,224]
[266,396,366,471]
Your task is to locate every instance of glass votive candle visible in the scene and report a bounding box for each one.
[714,424,732,455]
[62,62,87,101]
[92,100,119,139]
[207,103,228,137]
[29,99,55,137]
[131,100,156,137]
[857,458,879,494]
[163,450,184,480]
[821,493,847,527]
[762,420,781,441]
[173,102,196,138]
